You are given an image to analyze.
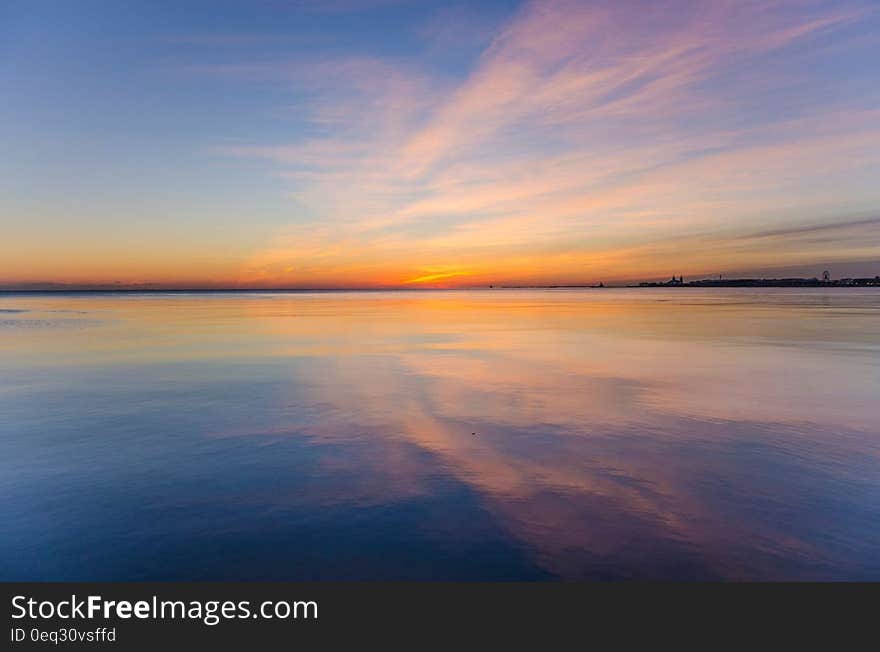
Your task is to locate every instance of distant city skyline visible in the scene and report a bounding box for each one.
[3,1,880,288]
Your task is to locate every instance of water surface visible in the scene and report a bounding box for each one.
[1,288,878,580]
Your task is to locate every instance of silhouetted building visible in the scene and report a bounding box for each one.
[635,272,879,287]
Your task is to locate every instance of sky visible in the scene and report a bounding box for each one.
[2,0,879,288]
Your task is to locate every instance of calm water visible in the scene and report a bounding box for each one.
[1,288,879,580]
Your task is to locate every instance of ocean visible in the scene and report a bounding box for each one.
[1,288,878,580]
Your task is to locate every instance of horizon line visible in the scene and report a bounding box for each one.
[3,276,879,293]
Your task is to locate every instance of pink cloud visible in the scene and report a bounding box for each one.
[220,0,880,286]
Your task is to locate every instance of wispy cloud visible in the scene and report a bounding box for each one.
[211,0,879,286]
[403,269,472,285]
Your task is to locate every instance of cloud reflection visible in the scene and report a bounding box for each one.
[3,289,879,579]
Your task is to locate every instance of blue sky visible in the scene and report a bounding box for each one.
[2,0,879,287]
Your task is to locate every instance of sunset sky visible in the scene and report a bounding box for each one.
[2,0,879,288]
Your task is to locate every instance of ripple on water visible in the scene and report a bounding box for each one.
[0,317,98,330]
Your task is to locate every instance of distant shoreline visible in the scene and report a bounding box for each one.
[630,277,880,288]
[2,281,878,294]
